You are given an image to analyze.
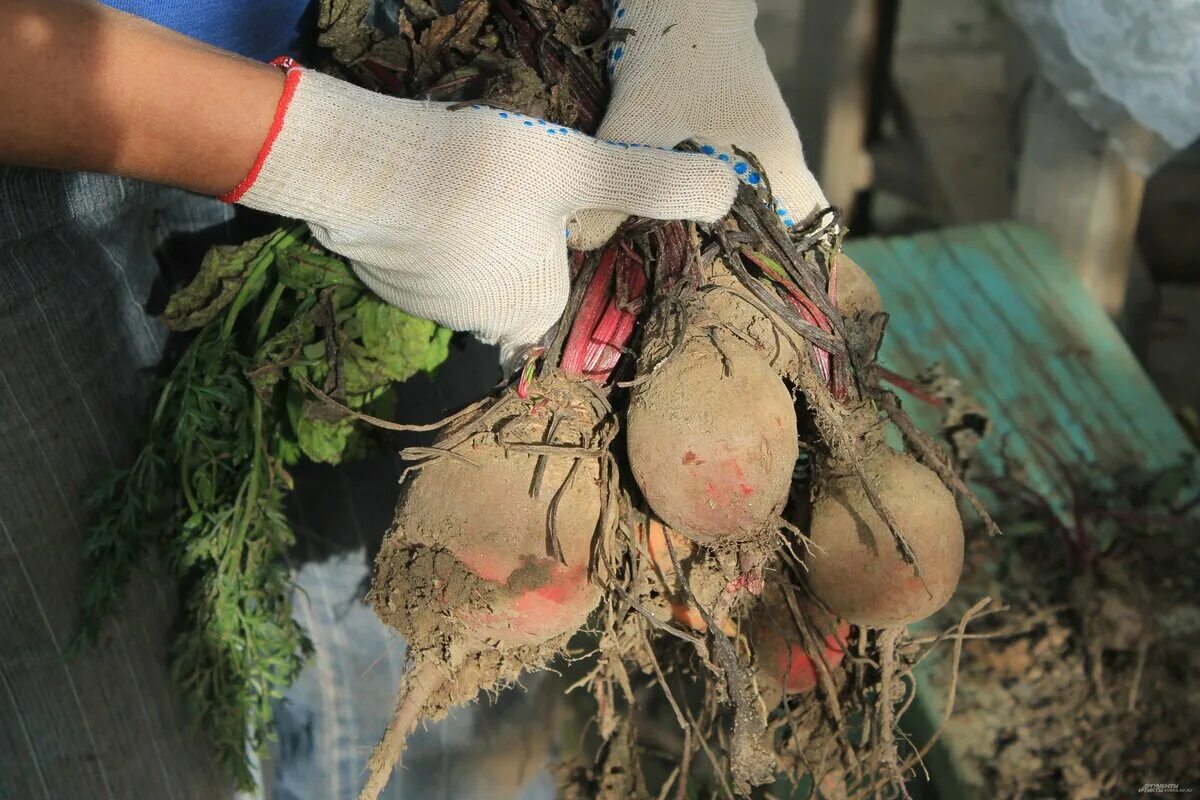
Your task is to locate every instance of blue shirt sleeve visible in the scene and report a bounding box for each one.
[100,0,313,62]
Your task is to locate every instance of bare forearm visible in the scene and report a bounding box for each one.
[0,0,284,195]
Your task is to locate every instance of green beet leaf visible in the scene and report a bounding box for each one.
[356,297,452,383]
[277,245,361,293]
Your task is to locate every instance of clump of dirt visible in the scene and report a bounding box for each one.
[371,544,582,711]
[932,464,1200,798]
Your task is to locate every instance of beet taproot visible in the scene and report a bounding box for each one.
[806,446,964,628]
[626,334,798,546]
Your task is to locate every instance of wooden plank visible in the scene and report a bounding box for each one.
[791,0,877,213]
[889,0,1013,224]
[845,222,1194,521]
[1013,79,1150,317]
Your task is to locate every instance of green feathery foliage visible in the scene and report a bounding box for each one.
[77,226,450,788]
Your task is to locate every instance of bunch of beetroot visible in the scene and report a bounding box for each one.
[321,3,980,795]
[359,180,979,795]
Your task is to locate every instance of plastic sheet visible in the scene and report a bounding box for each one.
[1007,0,1200,173]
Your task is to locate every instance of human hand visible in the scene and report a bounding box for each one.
[227,65,738,357]
[571,0,828,249]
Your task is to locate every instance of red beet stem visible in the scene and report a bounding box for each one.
[582,247,646,381]
[560,246,618,375]
[875,366,947,408]
[783,293,832,385]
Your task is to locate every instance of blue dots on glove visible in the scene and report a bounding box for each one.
[469,99,797,225]
[699,144,767,192]
[476,105,580,137]
[607,4,627,78]
[691,141,798,227]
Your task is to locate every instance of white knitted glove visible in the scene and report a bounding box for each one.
[224,64,737,355]
[570,0,828,249]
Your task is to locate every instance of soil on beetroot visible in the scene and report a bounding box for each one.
[808,446,965,628]
[371,375,609,706]
[630,517,741,635]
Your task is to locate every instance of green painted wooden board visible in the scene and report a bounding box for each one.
[845,222,1195,520]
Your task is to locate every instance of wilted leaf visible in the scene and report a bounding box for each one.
[555,3,604,47]
[318,0,376,64]
[365,35,413,71]
[445,0,489,52]
[404,0,439,22]
[164,233,278,331]
[548,81,580,128]
[478,53,550,117]
[425,64,484,101]
[413,0,489,86]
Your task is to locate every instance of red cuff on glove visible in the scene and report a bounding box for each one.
[219,57,303,203]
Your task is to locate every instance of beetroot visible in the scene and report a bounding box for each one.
[806,445,964,628]
[364,376,606,799]
[751,592,850,701]
[626,334,798,547]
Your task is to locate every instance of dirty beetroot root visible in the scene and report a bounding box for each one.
[750,588,850,704]
[363,376,605,800]
[806,442,965,628]
[627,332,798,548]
